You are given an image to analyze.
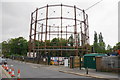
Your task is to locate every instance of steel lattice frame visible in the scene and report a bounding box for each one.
[28,4,89,57]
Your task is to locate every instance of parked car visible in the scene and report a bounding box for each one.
[0,57,7,65]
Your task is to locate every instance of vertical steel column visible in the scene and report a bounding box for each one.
[86,14,89,54]
[33,8,38,57]
[41,24,43,42]
[83,10,89,54]
[49,26,51,41]
[45,4,48,56]
[83,10,86,45]
[48,25,51,60]
[74,5,78,56]
[37,26,40,61]
[66,26,67,55]
[58,26,59,39]
[80,22,83,46]
[86,14,89,44]
[80,22,84,56]
[38,26,40,50]
[29,12,33,57]
[40,24,43,61]
[66,26,67,43]
[60,4,63,57]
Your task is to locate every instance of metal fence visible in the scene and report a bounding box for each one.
[11,56,48,65]
[101,56,119,68]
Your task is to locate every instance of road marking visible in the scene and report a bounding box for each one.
[31,66,38,68]
[10,65,13,67]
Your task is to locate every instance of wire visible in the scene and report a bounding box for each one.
[85,0,103,11]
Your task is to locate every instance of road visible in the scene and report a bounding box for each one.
[6,59,101,79]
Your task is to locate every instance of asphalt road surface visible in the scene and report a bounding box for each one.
[6,59,100,79]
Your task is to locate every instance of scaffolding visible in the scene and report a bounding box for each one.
[28,4,90,57]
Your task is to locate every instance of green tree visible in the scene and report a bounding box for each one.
[98,32,106,53]
[94,31,98,43]
[68,34,74,46]
[113,42,120,50]
[99,32,105,48]
[99,32,103,43]
[7,37,28,56]
[106,44,112,53]
[1,41,10,57]
[50,38,60,47]
[50,38,67,48]
[117,42,120,49]
[93,31,106,53]
[49,38,68,57]
[60,38,67,46]
[93,31,99,53]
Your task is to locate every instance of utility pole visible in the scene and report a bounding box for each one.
[85,0,103,11]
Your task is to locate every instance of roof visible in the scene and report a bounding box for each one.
[84,53,107,57]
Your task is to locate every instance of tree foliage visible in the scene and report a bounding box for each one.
[93,31,106,53]
[1,41,9,57]
[94,31,98,43]
[113,42,120,50]
[1,37,28,57]
[106,44,112,53]
[68,34,74,46]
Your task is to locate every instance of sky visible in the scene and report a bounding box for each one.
[0,0,119,47]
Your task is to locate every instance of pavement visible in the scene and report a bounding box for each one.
[2,59,119,80]
[59,68,119,79]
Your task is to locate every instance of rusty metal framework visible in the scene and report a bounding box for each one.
[28,4,89,57]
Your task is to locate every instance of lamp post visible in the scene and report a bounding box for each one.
[17,42,21,61]
[18,42,21,55]
[79,51,82,70]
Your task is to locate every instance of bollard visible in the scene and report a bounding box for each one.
[11,68,15,77]
[8,68,12,75]
[17,78,21,80]
[6,65,9,71]
[86,67,88,74]
[17,69,20,78]
[17,69,21,80]
[5,64,8,71]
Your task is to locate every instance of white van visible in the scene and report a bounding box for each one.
[0,57,7,64]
